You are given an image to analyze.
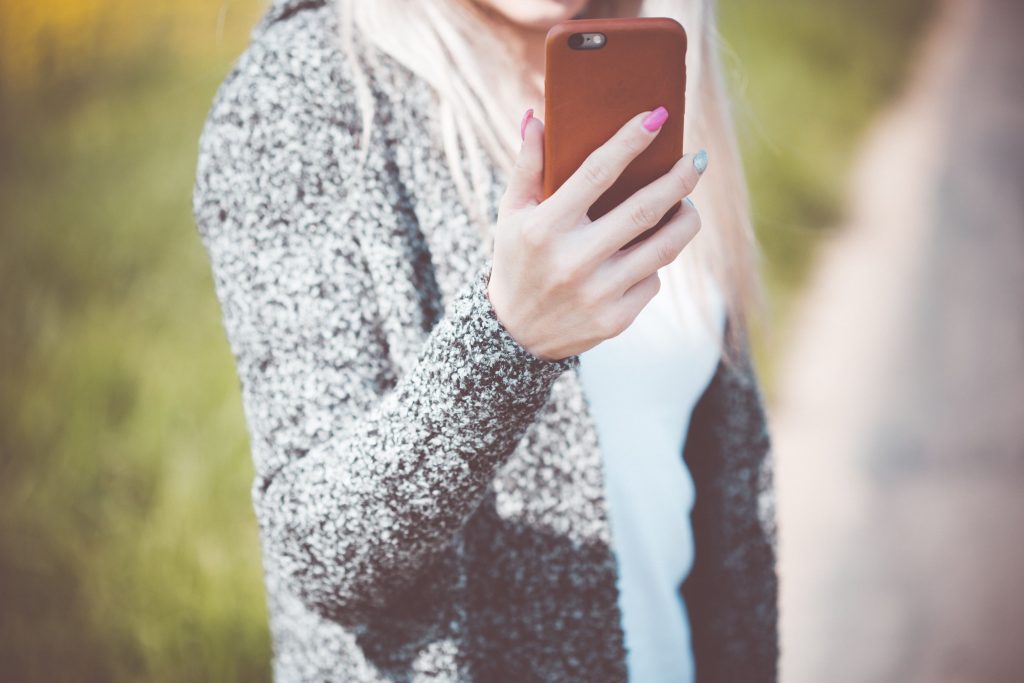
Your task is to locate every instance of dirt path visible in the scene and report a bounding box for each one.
[769,0,1024,681]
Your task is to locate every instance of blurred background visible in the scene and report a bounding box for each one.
[1,0,1020,681]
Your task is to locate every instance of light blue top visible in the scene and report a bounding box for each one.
[577,264,726,682]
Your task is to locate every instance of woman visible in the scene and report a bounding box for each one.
[193,0,777,680]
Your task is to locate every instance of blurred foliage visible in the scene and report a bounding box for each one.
[0,0,930,681]
[0,1,258,92]
[719,0,934,384]
[0,2,270,682]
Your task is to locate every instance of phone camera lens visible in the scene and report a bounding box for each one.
[568,33,584,49]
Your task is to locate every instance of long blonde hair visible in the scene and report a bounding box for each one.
[336,0,761,357]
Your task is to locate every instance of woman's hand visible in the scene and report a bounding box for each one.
[487,108,707,361]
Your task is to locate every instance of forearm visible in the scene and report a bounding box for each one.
[255,261,577,621]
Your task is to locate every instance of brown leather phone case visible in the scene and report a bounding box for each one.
[543,18,687,249]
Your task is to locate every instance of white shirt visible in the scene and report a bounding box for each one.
[576,264,726,683]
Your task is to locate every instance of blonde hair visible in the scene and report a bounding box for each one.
[337,0,761,357]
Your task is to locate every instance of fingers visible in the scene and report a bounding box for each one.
[603,199,702,294]
[587,150,706,259]
[502,109,545,211]
[612,271,661,335]
[545,108,669,222]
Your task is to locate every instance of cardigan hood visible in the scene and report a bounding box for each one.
[193,2,778,681]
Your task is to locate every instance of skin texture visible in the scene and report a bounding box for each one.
[488,111,706,361]
[474,0,707,362]
[474,0,589,30]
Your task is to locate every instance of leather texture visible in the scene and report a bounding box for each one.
[543,18,687,249]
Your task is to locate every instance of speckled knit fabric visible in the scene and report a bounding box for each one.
[192,1,778,681]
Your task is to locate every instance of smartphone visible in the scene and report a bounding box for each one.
[543,17,687,250]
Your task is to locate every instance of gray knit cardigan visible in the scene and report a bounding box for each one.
[193,1,778,680]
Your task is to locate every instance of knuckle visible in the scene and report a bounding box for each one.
[581,155,610,189]
[597,309,626,338]
[629,202,657,230]
[520,222,546,250]
[577,282,605,309]
[514,151,535,175]
[560,264,582,289]
[552,257,585,291]
[654,239,676,267]
[549,271,572,292]
[575,290,595,311]
[612,309,634,336]
[622,130,648,156]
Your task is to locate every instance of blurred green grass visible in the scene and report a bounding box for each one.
[719,0,934,385]
[0,8,271,682]
[0,1,931,680]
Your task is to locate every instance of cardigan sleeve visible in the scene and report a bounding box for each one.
[193,11,577,624]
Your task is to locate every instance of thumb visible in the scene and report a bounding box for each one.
[502,109,545,211]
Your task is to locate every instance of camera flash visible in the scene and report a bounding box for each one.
[593,34,605,45]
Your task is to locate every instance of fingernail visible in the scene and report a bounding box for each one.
[642,106,669,132]
[520,108,534,141]
[693,149,709,174]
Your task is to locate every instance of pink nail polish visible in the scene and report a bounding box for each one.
[520,108,534,141]
[642,106,668,132]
